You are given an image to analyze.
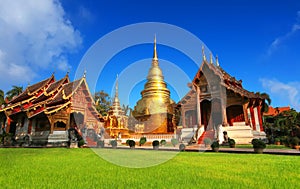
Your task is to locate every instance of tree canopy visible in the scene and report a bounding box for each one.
[6,85,23,101]
[94,90,111,116]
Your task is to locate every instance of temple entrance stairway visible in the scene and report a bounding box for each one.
[198,130,215,144]
[86,136,97,147]
[223,122,254,144]
[47,131,68,147]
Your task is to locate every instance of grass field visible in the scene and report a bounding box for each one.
[0,148,299,189]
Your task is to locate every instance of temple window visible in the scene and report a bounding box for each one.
[54,121,66,128]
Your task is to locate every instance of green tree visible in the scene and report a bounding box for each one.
[260,92,271,113]
[6,85,23,101]
[122,104,131,116]
[0,89,5,106]
[94,90,111,116]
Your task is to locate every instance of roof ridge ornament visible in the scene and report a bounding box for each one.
[83,69,87,78]
[115,74,119,98]
[152,35,158,65]
[202,45,206,62]
[216,55,220,67]
[210,52,213,64]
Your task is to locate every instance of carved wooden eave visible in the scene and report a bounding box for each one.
[72,78,102,119]
[192,59,263,100]
[7,74,55,106]
[45,101,71,115]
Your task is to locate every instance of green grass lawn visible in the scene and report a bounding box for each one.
[0,148,299,189]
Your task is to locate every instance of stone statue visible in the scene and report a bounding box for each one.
[223,131,229,143]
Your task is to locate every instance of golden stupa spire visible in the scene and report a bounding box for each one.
[152,35,158,65]
[202,45,206,61]
[216,55,220,67]
[114,74,119,100]
[109,74,122,115]
[210,52,213,64]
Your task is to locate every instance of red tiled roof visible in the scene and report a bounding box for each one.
[9,74,55,104]
[263,106,291,116]
[193,61,261,99]
[47,79,82,106]
[32,75,69,104]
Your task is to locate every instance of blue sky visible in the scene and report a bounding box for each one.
[0,0,300,111]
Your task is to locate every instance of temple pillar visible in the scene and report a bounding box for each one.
[222,105,227,126]
[181,107,186,128]
[66,107,71,130]
[48,115,54,134]
[196,86,201,128]
[28,120,32,134]
[253,107,260,132]
[257,104,264,132]
[243,102,249,125]
[250,106,256,130]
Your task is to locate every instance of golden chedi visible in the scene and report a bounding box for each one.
[104,76,129,138]
[132,37,175,134]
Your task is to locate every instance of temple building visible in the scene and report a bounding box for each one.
[103,76,129,138]
[0,73,102,146]
[178,47,267,144]
[132,37,176,134]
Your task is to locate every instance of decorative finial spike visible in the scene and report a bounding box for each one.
[210,52,213,64]
[83,69,87,78]
[202,45,206,61]
[216,55,220,67]
[153,35,158,61]
[115,74,119,98]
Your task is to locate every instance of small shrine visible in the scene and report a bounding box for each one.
[103,76,129,138]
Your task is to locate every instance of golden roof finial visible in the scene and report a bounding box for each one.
[202,45,206,61]
[210,52,213,64]
[153,34,158,62]
[216,55,220,67]
[115,74,119,98]
[83,68,87,78]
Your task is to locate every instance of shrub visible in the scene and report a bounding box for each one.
[228,138,236,148]
[160,139,167,146]
[210,141,219,149]
[251,139,266,149]
[139,137,147,146]
[152,140,159,146]
[128,140,135,148]
[171,138,179,147]
[78,139,85,147]
[274,137,280,143]
[204,138,211,146]
[281,136,289,146]
[179,143,186,151]
[126,139,130,146]
[289,137,300,147]
[110,140,117,148]
[97,140,105,148]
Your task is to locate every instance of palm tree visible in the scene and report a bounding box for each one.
[6,85,23,101]
[0,89,5,106]
[260,92,271,113]
[122,104,130,116]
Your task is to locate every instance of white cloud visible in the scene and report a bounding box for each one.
[0,0,82,91]
[267,11,300,56]
[56,56,71,71]
[260,78,300,111]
